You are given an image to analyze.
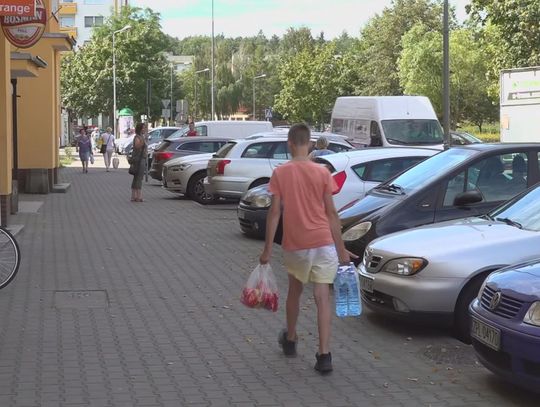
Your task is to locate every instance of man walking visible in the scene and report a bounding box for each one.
[259,123,356,373]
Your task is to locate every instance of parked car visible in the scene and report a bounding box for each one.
[150,137,231,181]
[205,133,354,200]
[123,126,181,158]
[173,120,273,138]
[162,153,217,204]
[237,147,439,238]
[358,182,540,342]
[451,131,483,145]
[340,143,540,261]
[470,258,540,392]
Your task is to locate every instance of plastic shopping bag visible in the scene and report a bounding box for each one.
[240,264,279,312]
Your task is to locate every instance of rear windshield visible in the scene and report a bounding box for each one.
[166,126,188,140]
[214,142,236,158]
[155,140,171,152]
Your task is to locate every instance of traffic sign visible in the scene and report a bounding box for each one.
[265,108,273,120]
[162,109,170,118]
[161,99,170,108]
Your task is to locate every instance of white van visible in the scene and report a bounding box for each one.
[176,120,273,139]
[331,96,444,148]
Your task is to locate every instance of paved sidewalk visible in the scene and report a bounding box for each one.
[0,164,536,406]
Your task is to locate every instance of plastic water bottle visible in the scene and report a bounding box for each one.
[346,264,362,317]
[334,266,349,317]
[334,263,362,317]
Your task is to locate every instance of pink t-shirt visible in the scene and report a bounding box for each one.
[269,160,337,251]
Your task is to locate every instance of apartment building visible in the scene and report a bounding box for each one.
[58,0,128,46]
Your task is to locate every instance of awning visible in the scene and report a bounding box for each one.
[10,51,47,78]
[41,32,75,51]
[0,0,35,17]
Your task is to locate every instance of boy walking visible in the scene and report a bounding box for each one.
[259,124,355,373]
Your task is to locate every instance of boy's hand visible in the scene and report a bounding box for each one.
[338,249,359,265]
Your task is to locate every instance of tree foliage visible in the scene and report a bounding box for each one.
[61,6,177,120]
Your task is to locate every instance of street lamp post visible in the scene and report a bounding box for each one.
[252,73,266,121]
[170,63,174,126]
[443,0,451,147]
[211,0,215,120]
[194,68,210,121]
[112,24,131,139]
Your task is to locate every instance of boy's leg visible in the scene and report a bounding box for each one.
[313,282,332,355]
[286,274,303,340]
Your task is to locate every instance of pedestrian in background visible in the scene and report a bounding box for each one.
[129,122,147,202]
[259,123,356,374]
[100,127,115,172]
[77,128,92,173]
[186,122,197,137]
[309,136,333,160]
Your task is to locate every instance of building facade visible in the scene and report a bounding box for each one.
[58,0,127,46]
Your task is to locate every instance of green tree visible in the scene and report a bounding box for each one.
[61,6,177,121]
[398,25,498,131]
[355,0,449,96]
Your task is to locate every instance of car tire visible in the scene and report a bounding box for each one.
[249,178,270,189]
[188,171,216,205]
[454,273,488,344]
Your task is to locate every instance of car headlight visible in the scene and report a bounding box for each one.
[524,302,540,327]
[252,195,271,208]
[342,222,372,241]
[178,163,192,171]
[382,258,426,276]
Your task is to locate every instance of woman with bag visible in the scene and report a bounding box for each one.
[100,127,115,172]
[129,122,147,202]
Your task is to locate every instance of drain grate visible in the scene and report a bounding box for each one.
[54,290,109,309]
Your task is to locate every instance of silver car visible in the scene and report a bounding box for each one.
[358,183,540,342]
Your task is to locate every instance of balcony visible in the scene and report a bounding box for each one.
[59,26,78,40]
[59,2,77,15]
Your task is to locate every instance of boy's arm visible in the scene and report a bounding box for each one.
[323,192,357,264]
[259,195,281,264]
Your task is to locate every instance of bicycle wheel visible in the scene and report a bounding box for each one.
[0,227,20,289]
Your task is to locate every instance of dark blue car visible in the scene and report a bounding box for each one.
[470,260,540,392]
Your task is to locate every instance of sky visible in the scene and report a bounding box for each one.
[130,0,471,40]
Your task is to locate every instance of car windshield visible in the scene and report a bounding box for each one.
[375,147,476,195]
[455,132,482,144]
[166,125,188,140]
[488,186,540,232]
[381,119,443,145]
[214,142,236,158]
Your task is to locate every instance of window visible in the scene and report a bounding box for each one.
[362,157,426,182]
[215,142,236,158]
[161,129,178,138]
[178,142,216,153]
[328,142,351,153]
[84,16,104,27]
[271,142,290,159]
[241,142,274,158]
[195,125,207,137]
[443,152,528,206]
[381,119,443,146]
[352,164,366,180]
[60,16,75,27]
[84,0,106,4]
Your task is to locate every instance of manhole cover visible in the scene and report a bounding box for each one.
[421,344,477,366]
[54,290,109,309]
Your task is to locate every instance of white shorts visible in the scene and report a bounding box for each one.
[283,244,338,284]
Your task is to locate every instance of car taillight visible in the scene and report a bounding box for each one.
[216,159,231,175]
[333,171,347,195]
[155,152,173,161]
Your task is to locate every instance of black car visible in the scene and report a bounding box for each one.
[149,136,231,181]
[340,143,540,261]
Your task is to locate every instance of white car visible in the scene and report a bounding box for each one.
[205,133,353,200]
[162,153,215,204]
[316,147,439,211]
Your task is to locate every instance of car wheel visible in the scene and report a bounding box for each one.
[188,171,215,205]
[454,274,488,344]
[249,178,269,189]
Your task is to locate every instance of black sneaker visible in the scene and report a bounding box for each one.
[278,329,297,357]
[314,352,333,374]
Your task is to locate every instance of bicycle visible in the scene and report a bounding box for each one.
[0,226,20,289]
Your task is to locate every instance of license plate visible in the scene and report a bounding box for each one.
[238,210,246,220]
[360,275,374,293]
[471,317,501,351]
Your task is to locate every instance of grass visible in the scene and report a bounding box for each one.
[457,122,500,142]
[59,146,74,168]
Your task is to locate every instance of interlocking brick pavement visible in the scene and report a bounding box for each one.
[0,160,536,406]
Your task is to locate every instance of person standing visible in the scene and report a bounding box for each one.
[186,122,197,137]
[309,136,334,160]
[129,122,147,202]
[101,127,115,172]
[259,124,356,374]
[77,128,93,173]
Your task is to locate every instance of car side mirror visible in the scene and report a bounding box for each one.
[370,135,383,147]
[453,190,483,207]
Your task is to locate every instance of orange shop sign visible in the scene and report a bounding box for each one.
[1,0,45,48]
[0,1,35,17]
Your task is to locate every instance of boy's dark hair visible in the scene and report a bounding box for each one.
[288,123,311,146]
[135,122,144,135]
